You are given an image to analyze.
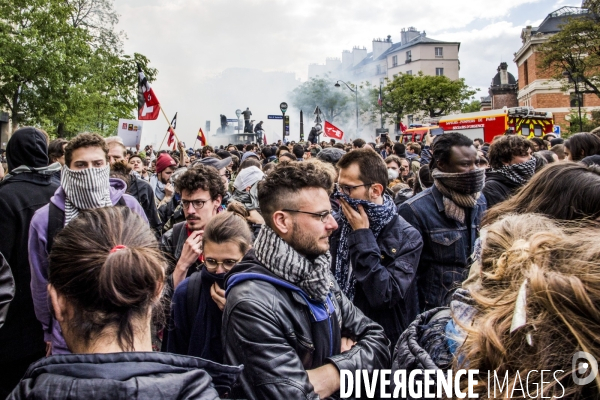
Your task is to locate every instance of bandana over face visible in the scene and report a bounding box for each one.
[491,158,537,185]
[61,165,112,225]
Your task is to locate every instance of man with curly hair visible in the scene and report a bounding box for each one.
[160,164,227,290]
[28,132,148,356]
[482,135,535,208]
[223,161,390,400]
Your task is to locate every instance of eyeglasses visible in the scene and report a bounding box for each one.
[205,258,240,272]
[335,182,373,196]
[282,209,334,223]
[181,199,211,210]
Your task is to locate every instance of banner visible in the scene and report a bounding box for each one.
[324,121,344,140]
[117,119,143,147]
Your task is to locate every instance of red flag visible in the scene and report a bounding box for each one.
[263,132,267,145]
[324,121,344,140]
[400,122,407,133]
[197,127,207,146]
[167,113,177,148]
[137,65,160,120]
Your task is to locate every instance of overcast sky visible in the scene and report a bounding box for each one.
[115,0,580,146]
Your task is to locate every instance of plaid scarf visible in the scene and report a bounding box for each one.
[491,158,536,185]
[333,193,396,301]
[432,168,485,224]
[61,165,112,225]
[254,225,333,302]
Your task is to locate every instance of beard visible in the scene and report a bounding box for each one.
[289,220,329,260]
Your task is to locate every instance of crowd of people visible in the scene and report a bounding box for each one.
[1,125,600,399]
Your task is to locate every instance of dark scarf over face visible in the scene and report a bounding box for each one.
[332,193,396,301]
[254,225,332,302]
[432,168,485,224]
[188,268,225,363]
[491,158,536,185]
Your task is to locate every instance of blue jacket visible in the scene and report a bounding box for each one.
[330,214,423,346]
[398,185,486,312]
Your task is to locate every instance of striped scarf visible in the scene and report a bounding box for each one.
[254,225,332,302]
[61,165,112,225]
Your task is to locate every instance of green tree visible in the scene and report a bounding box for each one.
[379,74,415,129]
[289,76,351,122]
[0,0,156,137]
[461,99,482,113]
[538,4,600,100]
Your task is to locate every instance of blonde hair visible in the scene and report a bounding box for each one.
[457,214,600,398]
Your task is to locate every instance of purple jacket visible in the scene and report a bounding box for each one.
[28,178,148,355]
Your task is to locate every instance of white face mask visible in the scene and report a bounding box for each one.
[388,168,399,180]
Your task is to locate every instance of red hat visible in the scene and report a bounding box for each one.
[155,153,177,174]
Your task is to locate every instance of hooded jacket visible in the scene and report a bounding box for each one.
[7,351,243,400]
[28,178,148,355]
[0,127,59,364]
[481,170,522,208]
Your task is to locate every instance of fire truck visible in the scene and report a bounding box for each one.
[438,107,555,143]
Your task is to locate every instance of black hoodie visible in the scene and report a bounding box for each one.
[0,127,58,390]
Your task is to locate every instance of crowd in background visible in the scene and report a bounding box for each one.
[1,125,600,399]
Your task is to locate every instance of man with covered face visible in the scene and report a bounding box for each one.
[331,148,423,346]
[398,132,487,312]
[28,133,148,355]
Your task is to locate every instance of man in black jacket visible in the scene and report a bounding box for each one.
[482,135,535,208]
[331,148,423,346]
[0,127,60,397]
[223,161,390,400]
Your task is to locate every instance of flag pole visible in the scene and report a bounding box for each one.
[159,105,183,145]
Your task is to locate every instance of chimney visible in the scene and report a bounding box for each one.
[400,27,421,45]
[498,62,509,85]
[372,37,392,59]
[341,50,352,70]
[352,46,367,67]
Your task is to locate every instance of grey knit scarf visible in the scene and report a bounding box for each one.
[432,168,485,224]
[254,225,332,302]
[491,158,537,185]
[61,165,112,225]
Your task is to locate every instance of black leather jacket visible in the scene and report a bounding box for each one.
[223,251,390,400]
[7,351,243,399]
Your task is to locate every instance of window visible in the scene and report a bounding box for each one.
[376,65,381,74]
[570,92,583,107]
[436,68,444,76]
[406,50,412,62]
[523,60,529,85]
[435,47,443,57]
[392,55,398,67]
[406,70,412,75]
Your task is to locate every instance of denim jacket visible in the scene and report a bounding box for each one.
[397,185,486,312]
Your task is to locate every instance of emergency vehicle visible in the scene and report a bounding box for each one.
[438,107,554,143]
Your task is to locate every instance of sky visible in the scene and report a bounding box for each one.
[115,0,581,147]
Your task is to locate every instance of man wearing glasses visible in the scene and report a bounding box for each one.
[223,162,389,400]
[160,165,227,291]
[331,148,423,347]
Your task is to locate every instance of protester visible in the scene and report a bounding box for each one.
[278,152,295,163]
[564,132,600,161]
[0,128,60,396]
[352,138,366,149]
[550,143,566,160]
[127,153,144,174]
[385,155,404,187]
[150,152,177,207]
[482,135,535,208]
[168,210,252,362]
[160,165,226,291]
[196,156,232,189]
[9,207,241,399]
[28,132,148,355]
[47,138,68,185]
[331,148,423,345]
[483,163,600,224]
[398,132,487,312]
[292,144,304,161]
[392,213,600,399]
[223,161,389,399]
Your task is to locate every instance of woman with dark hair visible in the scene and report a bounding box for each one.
[8,207,241,399]
[168,210,252,363]
[564,132,600,161]
[483,162,600,225]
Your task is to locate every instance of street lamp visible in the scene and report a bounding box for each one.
[563,70,583,132]
[334,80,359,138]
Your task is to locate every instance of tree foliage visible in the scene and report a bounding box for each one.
[538,4,600,100]
[378,73,477,125]
[0,0,156,137]
[289,76,351,122]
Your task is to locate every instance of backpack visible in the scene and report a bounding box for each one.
[186,271,203,329]
[46,197,127,253]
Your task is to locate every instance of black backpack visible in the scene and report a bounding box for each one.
[185,271,203,328]
[46,197,127,253]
